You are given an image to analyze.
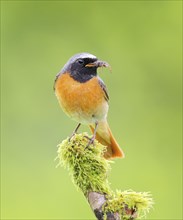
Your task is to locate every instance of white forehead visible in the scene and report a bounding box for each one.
[70,52,97,61]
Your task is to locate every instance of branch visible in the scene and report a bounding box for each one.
[56,133,153,220]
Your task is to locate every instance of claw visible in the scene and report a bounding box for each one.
[68,123,81,142]
[84,135,95,148]
[68,133,75,142]
[86,136,95,148]
[84,121,98,148]
[84,135,90,140]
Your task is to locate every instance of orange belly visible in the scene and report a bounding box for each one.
[55,73,108,124]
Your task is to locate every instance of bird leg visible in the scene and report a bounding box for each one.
[85,121,98,147]
[69,123,81,141]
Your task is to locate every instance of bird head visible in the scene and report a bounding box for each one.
[60,53,110,82]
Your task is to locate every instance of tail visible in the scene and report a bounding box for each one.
[89,120,125,159]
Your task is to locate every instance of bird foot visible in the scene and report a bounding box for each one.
[68,123,81,142]
[84,135,95,148]
[68,132,76,142]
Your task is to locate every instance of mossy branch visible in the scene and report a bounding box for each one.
[56,133,153,220]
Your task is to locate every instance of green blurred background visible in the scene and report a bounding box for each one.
[1,1,182,219]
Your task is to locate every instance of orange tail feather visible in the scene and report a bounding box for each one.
[89,121,124,159]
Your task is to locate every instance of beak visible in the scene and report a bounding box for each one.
[85,60,111,69]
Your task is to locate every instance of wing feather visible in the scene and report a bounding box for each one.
[98,77,109,101]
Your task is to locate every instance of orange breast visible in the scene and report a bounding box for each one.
[54,73,108,124]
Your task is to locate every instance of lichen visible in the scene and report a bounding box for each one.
[57,132,153,219]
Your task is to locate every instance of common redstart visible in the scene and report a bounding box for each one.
[54,53,124,159]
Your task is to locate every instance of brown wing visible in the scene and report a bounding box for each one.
[98,77,109,101]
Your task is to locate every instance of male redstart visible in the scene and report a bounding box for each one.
[54,53,124,159]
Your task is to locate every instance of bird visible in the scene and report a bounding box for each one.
[54,52,124,159]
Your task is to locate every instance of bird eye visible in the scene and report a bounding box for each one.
[78,59,84,65]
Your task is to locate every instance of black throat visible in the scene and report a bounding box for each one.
[70,67,97,83]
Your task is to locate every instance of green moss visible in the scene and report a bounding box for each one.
[57,133,153,219]
[57,132,111,195]
[103,190,153,219]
